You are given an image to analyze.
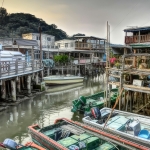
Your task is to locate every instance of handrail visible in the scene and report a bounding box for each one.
[75,43,104,49]
[125,34,150,44]
[0,60,42,79]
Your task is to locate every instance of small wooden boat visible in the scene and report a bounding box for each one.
[43,75,84,85]
[82,107,150,147]
[0,139,46,150]
[28,118,149,150]
[71,88,118,113]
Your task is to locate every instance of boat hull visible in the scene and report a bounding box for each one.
[43,75,84,85]
[83,107,150,147]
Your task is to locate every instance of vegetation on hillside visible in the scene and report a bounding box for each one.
[0,7,86,41]
[0,7,68,40]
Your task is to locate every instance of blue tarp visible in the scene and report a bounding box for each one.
[42,59,55,68]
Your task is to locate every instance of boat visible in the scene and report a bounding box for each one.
[28,118,148,150]
[82,107,150,148]
[71,88,118,113]
[0,139,46,150]
[43,75,84,85]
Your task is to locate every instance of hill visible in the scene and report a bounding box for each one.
[0,7,68,40]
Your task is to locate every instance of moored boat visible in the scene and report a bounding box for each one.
[43,75,84,85]
[71,88,118,113]
[82,107,150,148]
[28,118,149,150]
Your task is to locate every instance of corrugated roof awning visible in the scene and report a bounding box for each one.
[15,39,38,46]
[124,26,150,32]
[130,43,150,48]
[74,36,106,40]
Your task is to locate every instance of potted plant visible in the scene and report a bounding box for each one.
[115,62,121,69]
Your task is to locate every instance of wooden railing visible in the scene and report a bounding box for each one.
[0,60,42,79]
[75,43,104,50]
[125,34,150,44]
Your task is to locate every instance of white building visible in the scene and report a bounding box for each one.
[22,33,55,50]
[55,36,105,51]
[55,39,75,49]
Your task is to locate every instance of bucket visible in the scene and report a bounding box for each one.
[138,129,150,139]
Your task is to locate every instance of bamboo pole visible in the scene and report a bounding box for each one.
[103,88,124,129]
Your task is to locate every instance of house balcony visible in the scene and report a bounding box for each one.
[125,34,150,44]
[75,43,104,50]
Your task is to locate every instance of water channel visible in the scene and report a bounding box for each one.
[0,75,105,145]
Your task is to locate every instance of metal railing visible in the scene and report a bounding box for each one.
[0,60,42,79]
[75,43,104,50]
[125,34,150,44]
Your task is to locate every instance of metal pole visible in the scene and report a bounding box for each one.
[38,24,42,69]
[105,21,109,107]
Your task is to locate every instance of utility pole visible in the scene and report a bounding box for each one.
[38,24,42,69]
[105,21,109,107]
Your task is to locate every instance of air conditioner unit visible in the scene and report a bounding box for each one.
[133,79,144,87]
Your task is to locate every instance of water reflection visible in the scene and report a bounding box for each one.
[0,76,105,144]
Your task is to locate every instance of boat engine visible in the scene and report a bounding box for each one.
[91,107,101,119]
[71,96,86,113]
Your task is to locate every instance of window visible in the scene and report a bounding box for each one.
[57,43,60,48]
[36,36,40,40]
[65,43,68,48]
[71,43,73,47]
[47,37,51,41]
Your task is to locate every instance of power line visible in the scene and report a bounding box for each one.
[109,1,141,35]
[141,19,150,27]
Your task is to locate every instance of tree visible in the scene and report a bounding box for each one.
[0,7,8,25]
[0,8,68,40]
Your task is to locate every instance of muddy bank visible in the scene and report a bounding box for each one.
[0,90,46,112]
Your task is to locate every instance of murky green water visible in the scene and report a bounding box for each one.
[0,76,105,145]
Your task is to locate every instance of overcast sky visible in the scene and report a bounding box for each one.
[2,0,150,44]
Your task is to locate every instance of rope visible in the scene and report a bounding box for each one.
[103,88,124,129]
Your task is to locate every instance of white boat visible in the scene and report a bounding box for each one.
[43,74,84,85]
[82,107,150,147]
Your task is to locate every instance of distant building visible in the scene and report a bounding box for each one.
[54,36,106,64]
[22,33,55,50]
[55,36,105,51]
[124,26,150,46]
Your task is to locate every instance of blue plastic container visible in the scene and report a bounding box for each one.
[138,129,150,139]
[102,54,106,61]
[3,139,18,150]
[69,145,79,150]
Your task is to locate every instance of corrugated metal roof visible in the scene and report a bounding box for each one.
[74,36,106,40]
[41,48,105,53]
[130,43,150,48]
[124,26,150,32]
[15,39,38,46]
[110,44,131,49]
